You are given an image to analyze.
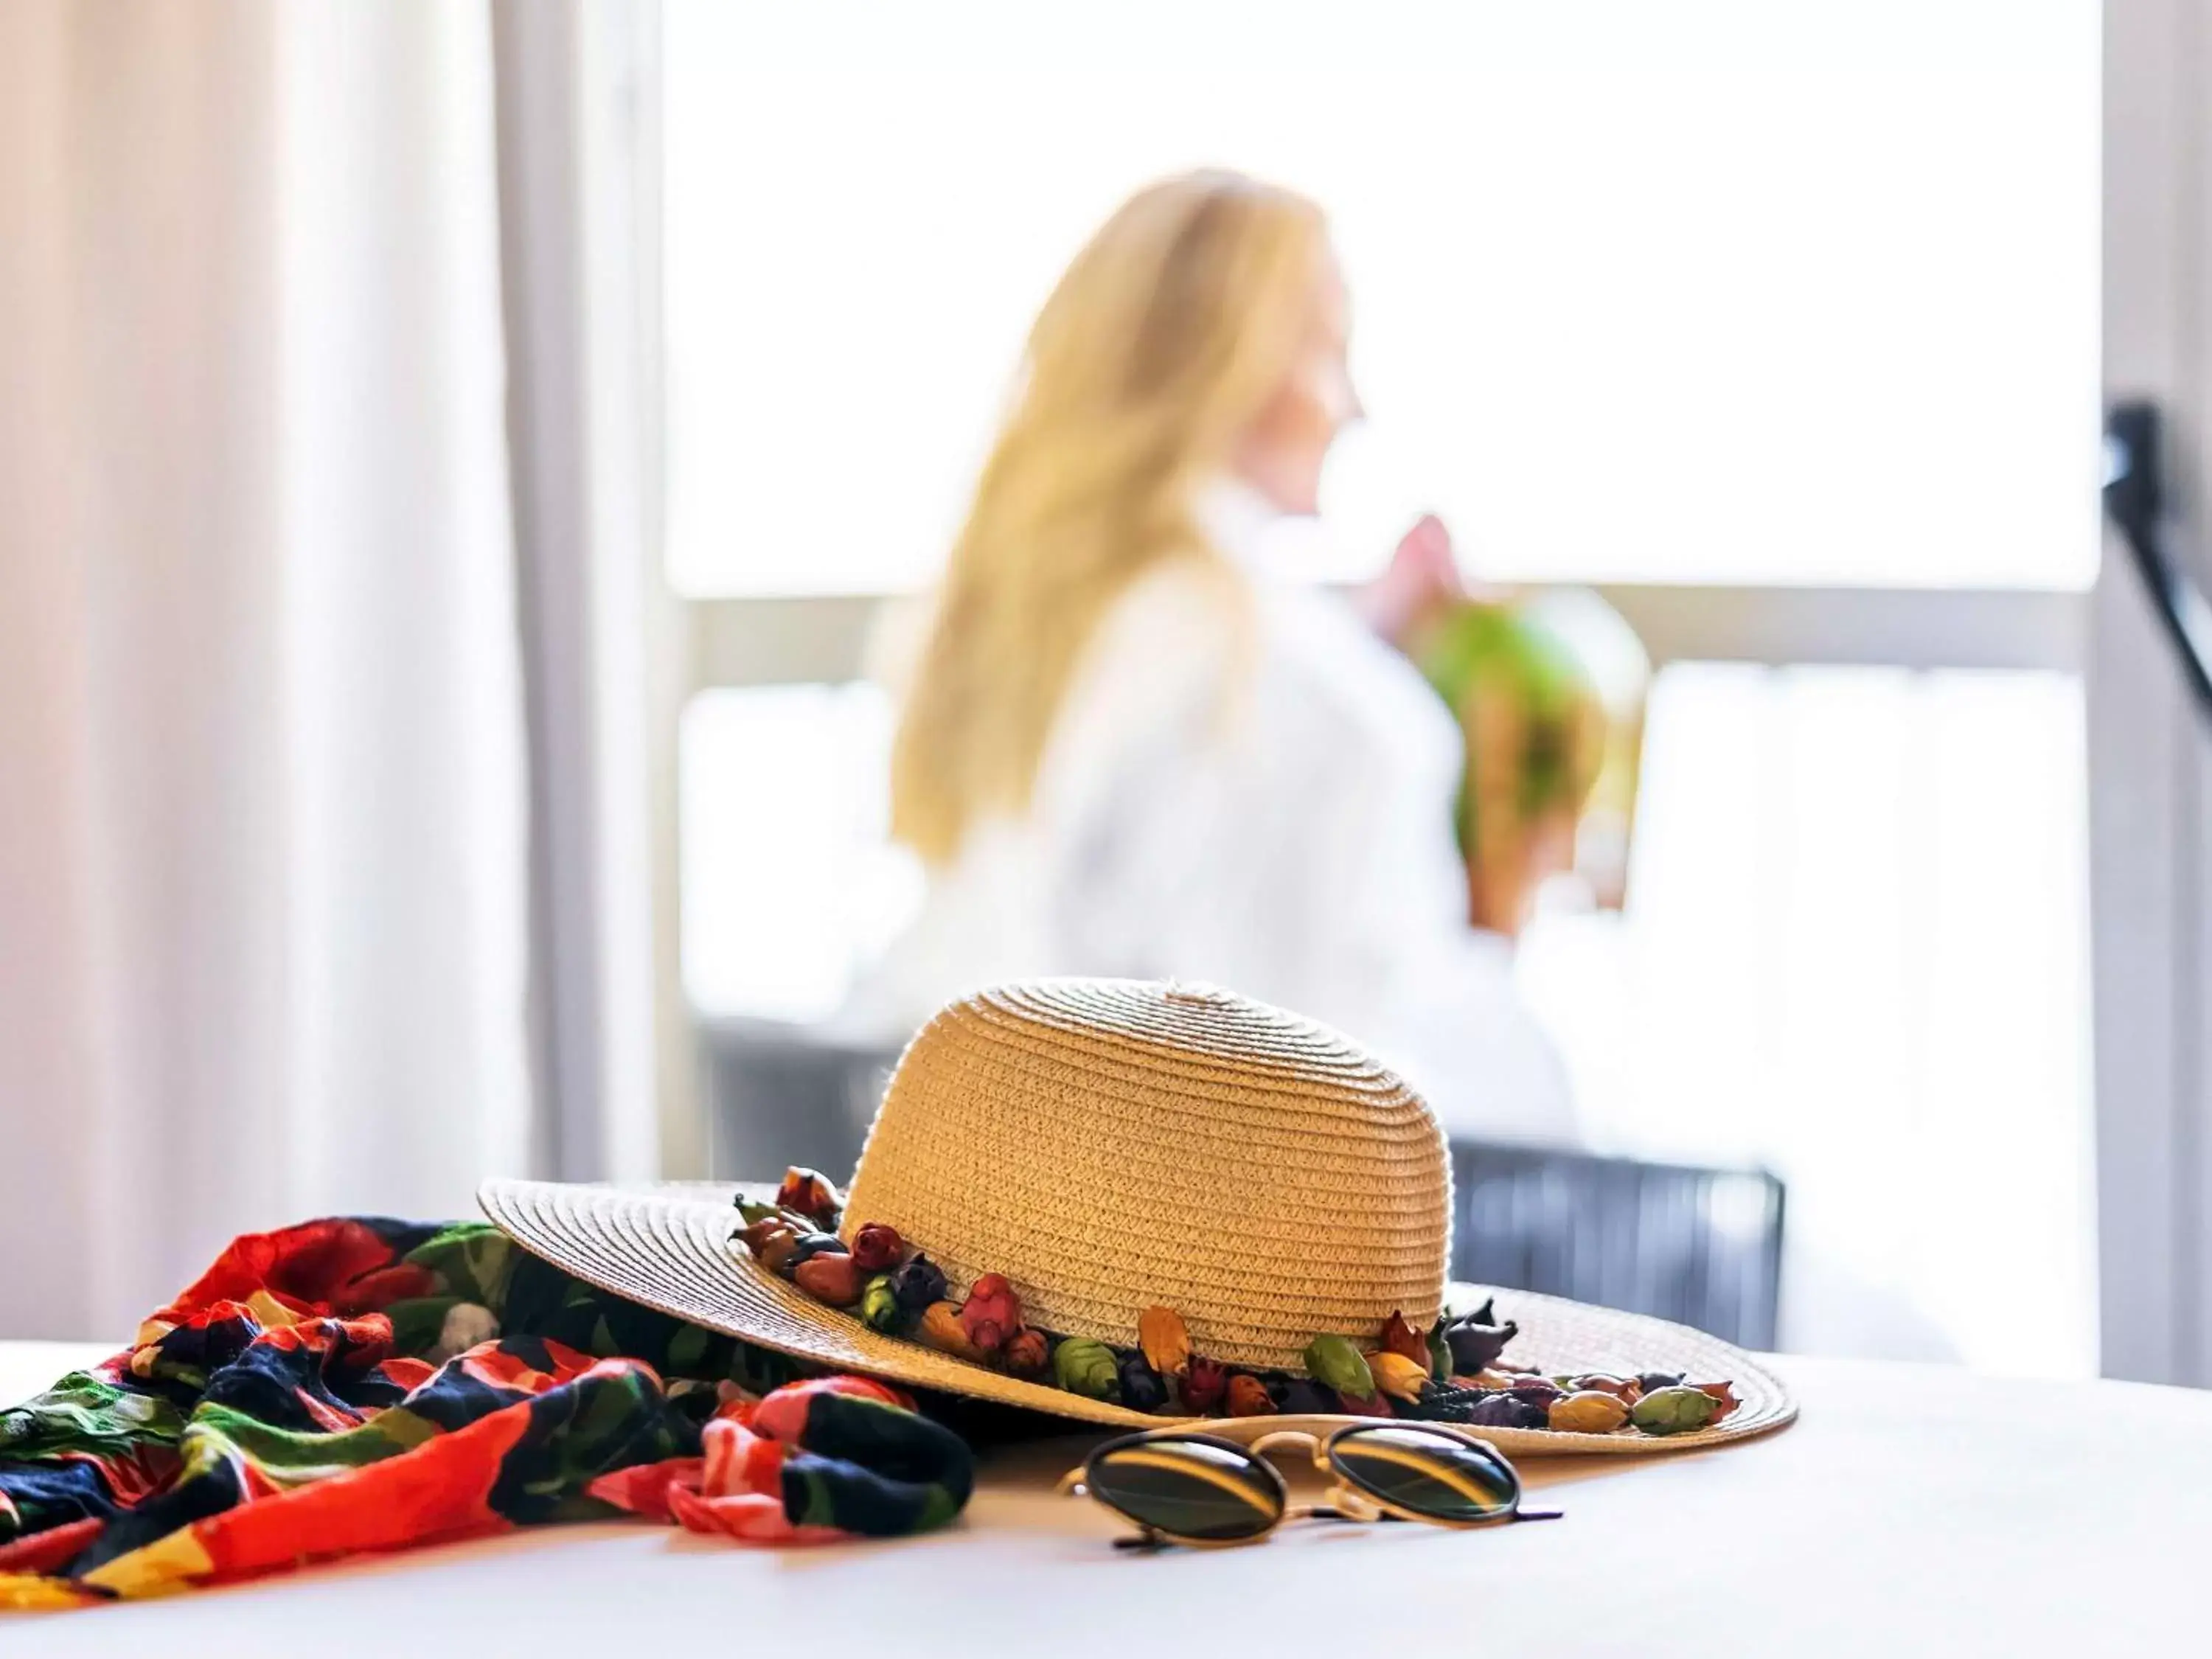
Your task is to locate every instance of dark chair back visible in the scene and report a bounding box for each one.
[700,1015,895,1186]
[1450,1141,1784,1350]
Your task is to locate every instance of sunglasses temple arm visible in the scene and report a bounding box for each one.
[1113,1531,1169,1551]
[1515,1507,1565,1522]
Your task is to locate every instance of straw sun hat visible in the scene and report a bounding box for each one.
[481,978,1792,1456]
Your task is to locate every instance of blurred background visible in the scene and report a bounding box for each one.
[3,0,2205,1391]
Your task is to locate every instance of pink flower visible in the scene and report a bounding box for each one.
[1181,1356,1228,1413]
[957,1273,1022,1355]
[849,1222,905,1273]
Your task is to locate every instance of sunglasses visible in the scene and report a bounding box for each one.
[1057,1418,1563,1550]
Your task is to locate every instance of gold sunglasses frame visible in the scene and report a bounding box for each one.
[1057,1413,1557,1550]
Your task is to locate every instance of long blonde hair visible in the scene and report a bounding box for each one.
[889,170,1328,863]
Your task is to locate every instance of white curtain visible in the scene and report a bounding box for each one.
[0,1,535,1339]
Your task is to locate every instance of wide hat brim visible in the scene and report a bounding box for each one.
[479,1178,1797,1455]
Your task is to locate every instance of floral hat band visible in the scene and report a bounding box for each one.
[736,1164,1740,1437]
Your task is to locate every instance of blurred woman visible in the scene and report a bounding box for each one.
[852,170,1573,1143]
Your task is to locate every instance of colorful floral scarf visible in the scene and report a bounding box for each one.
[0,1217,974,1610]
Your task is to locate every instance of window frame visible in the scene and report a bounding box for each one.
[683,585,2085,692]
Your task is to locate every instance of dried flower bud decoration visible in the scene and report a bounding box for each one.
[734,1197,786,1227]
[1570,1372,1640,1403]
[1302,1334,1375,1400]
[1117,1352,1170,1413]
[1002,1327,1051,1380]
[1225,1374,1276,1416]
[888,1254,947,1319]
[1464,1394,1548,1430]
[1548,1390,1631,1433]
[1051,1338,1120,1400]
[745,1225,803,1277]
[860,1274,905,1334]
[849,1222,905,1273]
[775,1166,844,1228]
[1426,1320,1452,1381]
[1134,1307,1192,1379]
[734,1217,795,1256]
[1335,1389,1394,1417]
[1270,1377,1339,1416]
[1379,1312,1427,1367]
[1442,1301,1520,1375]
[1367,1351,1431,1404]
[1630,1385,1722,1436]
[786,1233,849,1271]
[1695,1380,1742,1422]
[918,1301,986,1362]
[1181,1356,1228,1414]
[958,1274,1022,1356]
[793,1254,864,1307]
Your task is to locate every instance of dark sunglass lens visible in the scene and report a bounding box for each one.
[1088,1438,1284,1542]
[1329,1425,1520,1522]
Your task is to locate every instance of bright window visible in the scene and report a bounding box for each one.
[662,1,2101,1373]
[1517,664,2096,1376]
[679,684,914,1020]
[664,0,2099,595]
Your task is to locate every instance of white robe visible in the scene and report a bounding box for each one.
[847,486,1577,1145]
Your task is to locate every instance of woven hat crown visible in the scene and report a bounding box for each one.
[841,978,1450,1370]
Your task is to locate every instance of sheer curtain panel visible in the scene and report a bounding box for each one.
[0,1,535,1339]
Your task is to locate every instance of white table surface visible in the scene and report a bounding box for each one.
[0,1342,2202,1656]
